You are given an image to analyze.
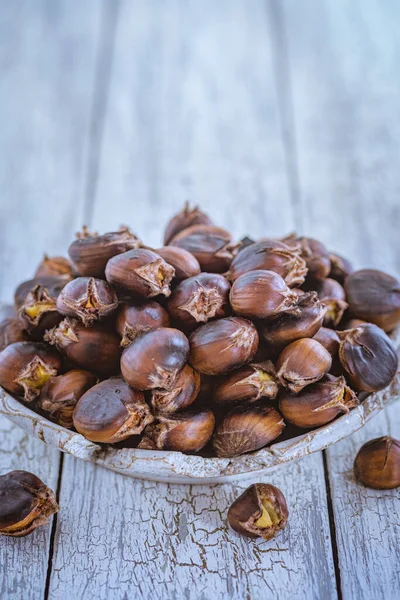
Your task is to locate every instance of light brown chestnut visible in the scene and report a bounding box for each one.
[155,246,201,281]
[56,277,118,325]
[0,318,29,352]
[189,317,259,376]
[116,301,170,347]
[314,278,348,327]
[213,361,278,406]
[227,483,288,540]
[353,436,400,489]
[150,364,201,414]
[312,327,340,359]
[284,235,331,281]
[73,378,153,443]
[164,202,213,245]
[138,409,215,452]
[329,252,353,284]
[19,285,62,339]
[34,255,74,278]
[14,275,71,310]
[276,338,332,394]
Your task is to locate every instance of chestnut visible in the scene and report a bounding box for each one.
[56,277,118,325]
[169,224,237,273]
[37,369,97,428]
[45,318,121,376]
[314,278,348,327]
[237,236,256,252]
[105,248,175,298]
[34,255,74,278]
[0,317,29,352]
[138,409,215,452]
[150,364,200,414]
[14,275,70,309]
[312,327,340,359]
[0,471,59,537]
[354,436,400,489]
[227,483,288,540]
[344,269,400,332]
[167,273,231,330]
[189,317,259,375]
[212,404,285,457]
[73,378,153,443]
[0,341,62,402]
[213,361,278,406]
[279,375,358,429]
[164,202,213,245]
[228,239,307,287]
[338,324,398,392]
[19,285,62,339]
[329,252,353,284]
[116,301,170,347]
[68,225,141,277]
[230,270,299,320]
[276,338,332,394]
[284,235,330,281]
[155,246,201,281]
[121,327,189,390]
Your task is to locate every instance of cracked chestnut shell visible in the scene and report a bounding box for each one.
[0,318,29,352]
[155,246,201,281]
[212,404,285,457]
[19,285,62,339]
[68,226,141,277]
[73,378,153,443]
[228,483,288,540]
[276,338,332,394]
[34,255,74,278]
[167,273,231,330]
[329,252,353,284]
[344,269,400,332]
[14,275,71,309]
[164,202,213,245]
[189,317,258,376]
[279,375,358,428]
[105,248,175,298]
[213,361,278,406]
[314,278,348,327]
[150,364,201,414]
[0,341,62,402]
[56,277,118,325]
[338,324,398,392]
[37,369,97,428]
[116,301,170,347]
[0,471,59,537]
[284,235,331,281]
[138,409,215,452]
[121,327,189,390]
[354,437,400,490]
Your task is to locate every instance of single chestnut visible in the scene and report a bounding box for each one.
[116,301,170,347]
[344,269,400,332]
[230,270,299,320]
[56,277,118,325]
[34,255,74,278]
[213,361,278,406]
[167,273,231,330]
[121,327,189,390]
[68,225,141,277]
[353,436,400,489]
[312,327,340,359]
[279,375,358,428]
[0,471,59,537]
[164,202,213,245]
[276,338,332,394]
[37,369,97,428]
[212,404,285,457]
[313,278,348,327]
[73,378,153,443]
[284,235,331,281]
[0,341,62,402]
[45,318,121,376]
[189,317,258,375]
[14,275,71,309]
[228,239,307,287]
[19,285,62,339]
[338,324,398,392]
[329,252,353,284]
[150,364,200,414]
[138,409,215,452]
[0,317,29,352]
[105,248,175,298]
[227,483,288,540]
[155,246,201,281]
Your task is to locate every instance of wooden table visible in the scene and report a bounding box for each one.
[0,1,399,598]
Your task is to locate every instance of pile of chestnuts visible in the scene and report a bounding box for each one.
[0,203,399,459]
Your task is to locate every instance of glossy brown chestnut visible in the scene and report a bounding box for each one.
[312,327,340,359]
[45,318,121,376]
[338,324,398,392]
[68,226,141,277]
[230,270,299,320]
[150,364,201,414]
[313,278,348,327]
[213,361,278,406]
[19,285,61,339]
[212,404,285,457]
[189,317,259,376]
[227,483,288,540]
[37,369,97,428]
[73,378,153,443]
[138,409,215,452]
[0,342,62,402]
[105,248,175,298]
[279,374,358,429]
[164,202,213,245]
[14,275,71,309]
[0,318,29,352]
[169,224,237,273]
[329,252,353,284]
[155,246,201,281]
[121,327,189,390]
[167,273,231,330]
[34,255,75,278]
[116,301,170,347]
[284,235,331,281]
[0,471,59,537]
[353,436,400,489]
[276,338,332,394]
[228,239,307,287]
[56,277,118,325]
[344,269,400,332]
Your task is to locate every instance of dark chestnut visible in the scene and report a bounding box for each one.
[155,246,201,281]
[354,437,400,489]
[116,301,170,347]
[56,277,118,325]
[14,275,71,309]
[213,361,278,406]
[312,327,340,359]
[138,409,215,452]
[276,338,332,394]
[329,252,353,284]
[164,202,213,245]
[19,285,61,340]
[150,364,200,414]
[0,317,29,352]
[313,278,348,327]
[284,235,331,281]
